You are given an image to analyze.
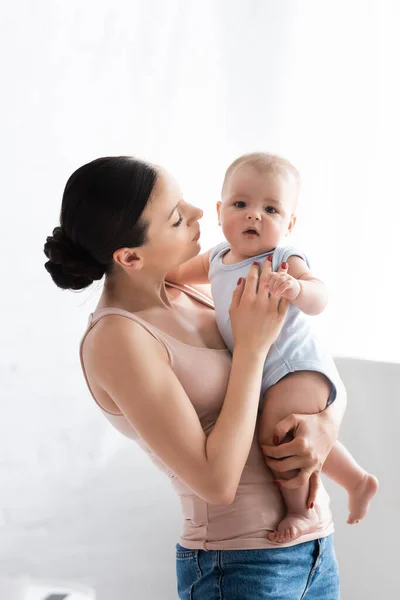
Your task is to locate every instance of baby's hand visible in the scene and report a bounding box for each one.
[267,262,301,301]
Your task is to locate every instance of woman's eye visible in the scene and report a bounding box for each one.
[265,206,277,214]
[173,213,183,227]
[234,201,246,208]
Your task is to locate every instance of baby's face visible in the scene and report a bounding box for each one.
[217,164,297,260]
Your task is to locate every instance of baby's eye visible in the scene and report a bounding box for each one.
[234,201,246,208]
[265,206,277,214]
[173,213,183,227]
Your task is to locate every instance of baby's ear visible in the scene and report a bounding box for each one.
[216,201,222,225]
[286,214,297,235]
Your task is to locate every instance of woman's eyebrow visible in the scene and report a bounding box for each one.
[166,202,180,221]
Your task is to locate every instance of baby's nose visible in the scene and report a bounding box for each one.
[246,211,262,220]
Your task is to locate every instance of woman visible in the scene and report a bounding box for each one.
[44,156,345,599]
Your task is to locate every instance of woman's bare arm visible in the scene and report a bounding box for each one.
[86,261,289,506]
[87,315,266,506]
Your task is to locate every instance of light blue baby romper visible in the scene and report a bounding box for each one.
[209,242,343,405]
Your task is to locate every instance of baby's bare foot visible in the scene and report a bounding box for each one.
[347,472,379,524]
[268,509,320,544]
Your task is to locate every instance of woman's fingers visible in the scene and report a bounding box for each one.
[230,276,245,310]
[261,255,273,272]
[278,296,290,315]
[259,260,291,317]
[261,441,294,460]
[242,261,261,298]
[307,471,321,507]
[275,466,314,490]
[264,454,309,473]
[278,261,288,274]
[259,256,273,289]
[246,257,288,297]
[262,436,317,468]
[262,405,324,499]
[271,413,298,445]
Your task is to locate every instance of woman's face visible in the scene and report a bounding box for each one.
[139,169,203,272]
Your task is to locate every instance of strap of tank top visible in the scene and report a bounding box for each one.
[165,281,215,309]
[85,283,213,364]
[87,308,173,364]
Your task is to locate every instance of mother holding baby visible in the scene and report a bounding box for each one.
[44,155,345,599]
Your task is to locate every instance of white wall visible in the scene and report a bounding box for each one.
[1,1,399,598]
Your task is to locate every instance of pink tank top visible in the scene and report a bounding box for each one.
[79,283,334,550]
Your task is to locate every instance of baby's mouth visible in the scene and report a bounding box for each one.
[243,228,260,238]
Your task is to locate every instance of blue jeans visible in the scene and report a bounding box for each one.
[176,535,339,599]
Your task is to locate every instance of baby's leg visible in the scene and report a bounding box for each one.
[322,441,379,524]
[259,370,331,543]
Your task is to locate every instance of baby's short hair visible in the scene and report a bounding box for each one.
[222,152,301,195]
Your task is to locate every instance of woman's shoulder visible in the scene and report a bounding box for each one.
[80,312,171,413]
[81,312,170,391]
[83,311,169,363]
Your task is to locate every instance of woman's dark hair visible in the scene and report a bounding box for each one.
[44,156,158,290]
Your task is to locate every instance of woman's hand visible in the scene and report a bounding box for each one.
[261,410,338,507]
[229,259,290,356]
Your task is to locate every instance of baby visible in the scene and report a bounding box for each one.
[167,152,378,543]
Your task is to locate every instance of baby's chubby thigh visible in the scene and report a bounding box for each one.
[258,371,332,478]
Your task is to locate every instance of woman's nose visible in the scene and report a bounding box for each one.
[188,204,203,222]
[194,205,203,220]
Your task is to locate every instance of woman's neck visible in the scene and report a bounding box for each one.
[97,269,174,313]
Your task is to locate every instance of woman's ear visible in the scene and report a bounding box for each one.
[113,247,144,270]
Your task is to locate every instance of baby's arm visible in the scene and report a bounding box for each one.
[288,256,328,315]
[166,249,211,285]
[277,256,329,316]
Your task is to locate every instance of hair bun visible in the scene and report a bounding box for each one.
[44,226,105,290]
